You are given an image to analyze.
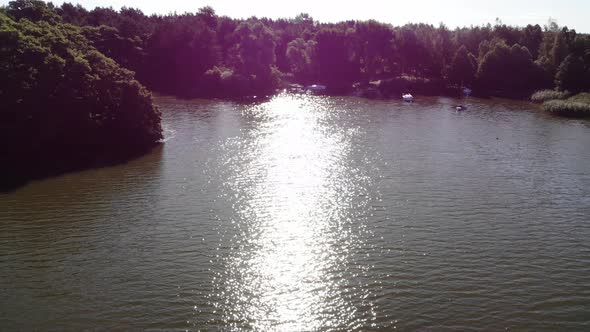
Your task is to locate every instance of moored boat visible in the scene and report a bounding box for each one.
[305,84,327,94]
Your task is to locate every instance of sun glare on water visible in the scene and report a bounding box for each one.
[206,94,378,330]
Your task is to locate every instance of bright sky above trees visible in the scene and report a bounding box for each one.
[2,0,589,32]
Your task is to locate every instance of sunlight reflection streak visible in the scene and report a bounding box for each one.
[212,94,376,331]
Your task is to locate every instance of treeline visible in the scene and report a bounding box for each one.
[1,1,162,189]
[25,1,589,98]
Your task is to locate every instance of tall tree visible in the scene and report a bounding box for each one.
[448,45,477,86]
[555,55,588,92]
[520,24,543,59]
[355,20,394,78]
[233,21,280,92]
[551,30,569,67]
[396,26,429,76]
[286,37,316,82]
[314,28,360,90]
[477,40,543,95]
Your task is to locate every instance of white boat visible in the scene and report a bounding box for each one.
[402,93,414,102]
[305,84,327,93]
[287,84,305,94]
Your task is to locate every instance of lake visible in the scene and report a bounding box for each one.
[2,94,590,331]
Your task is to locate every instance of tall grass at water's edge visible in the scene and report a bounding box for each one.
[567,92,590,103]
[532,91,590,118]
[531,90,570,103]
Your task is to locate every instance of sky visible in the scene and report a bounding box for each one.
[2,0,589,32]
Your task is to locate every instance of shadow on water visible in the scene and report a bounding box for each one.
[0,144,164,193]
[0,145,167,331]
[1,144,165,237]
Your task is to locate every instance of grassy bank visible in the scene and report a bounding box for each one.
[531,90,571,103]
[533,91,590,118]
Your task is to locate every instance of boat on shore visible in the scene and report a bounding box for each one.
[402,93,414,102]
[305,84,327,94]
[287,83,305,94]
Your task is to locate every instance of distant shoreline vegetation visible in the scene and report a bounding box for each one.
[19,0,587,99]
[530,54,590,118]
[3,1,589,101]
[2,1,590,188]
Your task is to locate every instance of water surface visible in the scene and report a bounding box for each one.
[2,94,590,331]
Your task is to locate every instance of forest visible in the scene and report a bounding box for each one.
[1,0,162,189]
[2,0,590,187]
[4,1,590,99]
[34,0,590,99]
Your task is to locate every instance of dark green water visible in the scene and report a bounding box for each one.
[2,94,590,331]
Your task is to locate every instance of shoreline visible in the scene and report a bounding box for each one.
[1,143,163,193]
[5,91,584,193]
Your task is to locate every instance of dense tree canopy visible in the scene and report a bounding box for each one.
[477,41,542,94]
[4,1,590,99]
[314,28,361,91]
[21,1,584,97]
[448,45,477,86]
[555,55,589,92]
[286,37,316,82]
[29,1,588,98]
[1,1,162,186]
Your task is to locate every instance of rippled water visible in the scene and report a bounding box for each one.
[2,94,590,331]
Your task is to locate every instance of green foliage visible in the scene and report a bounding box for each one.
[286,37,316,82]
[55,2,88,26]
[534,55,557,87]
[143,13,220,97]
[570,36,590,59]
[477,40,510,88]
[555,55,589,92]
[0,9,161,183]
[5,1,590,100]
[314,28,361,91]
[477,40,549,96]
[234,21,279,94]
[551,30,569,67]
[454,25,492,55]
[355,20,394,77]
[6,0,60,22]
[396,26,431,76]
[520,24,543,59]
[81,24,144,72]
[448,45,476,86]
[493,22,521,46]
